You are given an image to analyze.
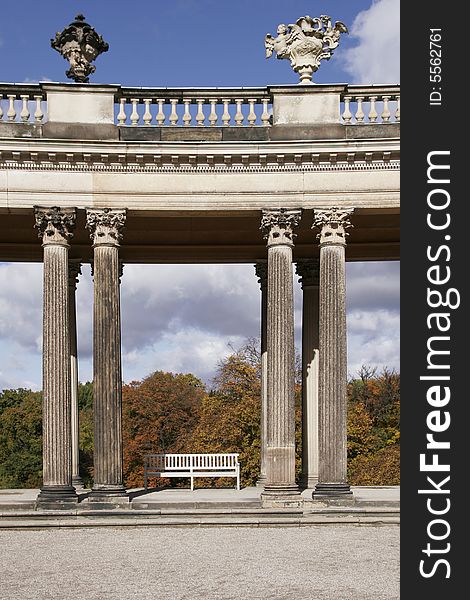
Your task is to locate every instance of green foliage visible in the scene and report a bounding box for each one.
[0,389,43,488]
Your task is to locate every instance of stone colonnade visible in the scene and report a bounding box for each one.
[34,205,353,505]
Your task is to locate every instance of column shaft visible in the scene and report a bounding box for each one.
[93,245,125,494]
[255,261,267,487]
[313,207,353,498]
[35,207,77,503]
[265,245,297,492]
[296,259,320,489]
[260,208,301,501]
[86,208,127,499]
[69,262,83,489]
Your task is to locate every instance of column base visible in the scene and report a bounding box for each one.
[89,485,129,502]
[72,476,86,491]
[256,475,267,488]
[313,482,352,499]
[261,483,301,507]
[36,485,78,509]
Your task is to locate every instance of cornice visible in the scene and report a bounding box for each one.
[0,149,399,174]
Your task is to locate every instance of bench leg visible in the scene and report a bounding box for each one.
[144,474,147,490]
[191,475,194,492]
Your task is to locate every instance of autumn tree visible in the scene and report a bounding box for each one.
[347,367,400,485]
[122,371,205,487]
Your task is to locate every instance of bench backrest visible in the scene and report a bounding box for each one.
[145,453,239,470]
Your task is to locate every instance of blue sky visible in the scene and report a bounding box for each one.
[0,1,400,390]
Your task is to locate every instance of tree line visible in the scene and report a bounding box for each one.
[0,342,399,488]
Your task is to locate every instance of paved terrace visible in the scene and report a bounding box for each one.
[0,486,399,528]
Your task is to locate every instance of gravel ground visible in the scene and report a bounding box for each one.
[0,526,399,600]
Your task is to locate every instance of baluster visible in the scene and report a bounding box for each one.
[20,95,30,122]
[117,98,127,125]
[7,95,16,121]
[381,95,391,123]
[395,95,400,122]
[130,98,140,126]
[221,98,231,126]
[342,96,352,124]
[208,99,218,126]
[261,99,270,126]
[156,99,165,125]
[196,98,205,126]
[247,99,257,126]
[182,99,192,126]
[33,95,44,123]
[368,96,378,123]
[234,98,244,126]
[355,96,365,123]
[143,98,152,125]
[0,95,4,122]
[169,99,179,126]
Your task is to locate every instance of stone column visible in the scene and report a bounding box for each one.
[86,208,127,499]
[260,209,301,503]
[312,207,354,498]
[68,260,84,490]
[296,258,320,489]
[34,207,77,504]
[254,260,267,487]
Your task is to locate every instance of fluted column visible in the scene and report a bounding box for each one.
[260,209,301,501]
[86,208,127,499]
[35,207,77,504]
[254,260,267,487]
[296,258,320,489]
[68,260,84,490]
[313,207,354,498]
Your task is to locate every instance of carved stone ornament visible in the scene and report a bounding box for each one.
[265,15,348,84]
[34,207,76,246]
[86,208,127,247]
[254,260,268,289]
[68,261,82,289]
[261,209,302,247]
[51,14,109,83]
[312,207,354,246]
[296,258,320,288]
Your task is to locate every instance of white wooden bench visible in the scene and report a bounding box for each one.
[144,453,240,491]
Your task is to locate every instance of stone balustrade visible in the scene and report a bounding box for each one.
[0,83,400,130]
[341,85,400,124]
[115,88,272,127]
[0,84,46,124]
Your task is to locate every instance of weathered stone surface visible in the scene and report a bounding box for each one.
[255,260,268,487]
[312,207,354,498]
[296,258,320,488]
[86,208,128,499]
[260,209,301,502]
[68,260,84,490]
[34,207,77,503]
[265,16,348,84]
[51,14,109,83]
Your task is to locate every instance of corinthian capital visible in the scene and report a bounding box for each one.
[312,207,354,246]
[254,260,267,290]
[86,208,127,247]
[296,258,320,288]
[261,208,301,247]
[34,206,76,246]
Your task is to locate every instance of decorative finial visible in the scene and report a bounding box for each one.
[265,15,348,84]
[51,15,109,83]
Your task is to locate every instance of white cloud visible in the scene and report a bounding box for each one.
[343,0,400,83]
[0,260,399,390]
